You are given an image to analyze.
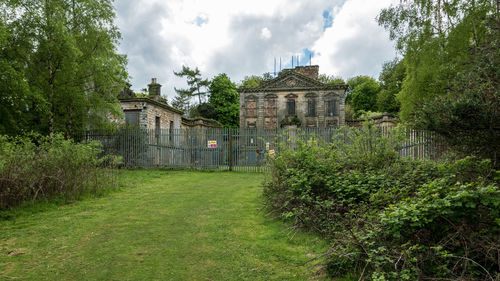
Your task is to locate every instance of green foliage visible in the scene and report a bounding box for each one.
[347,76,381,117]
[1,0,127,137]
[0,20,40,135]
[378,0,499,163]
[0,134,119,209]
[264,126,500,280]
[208,73,239,128]
[173,65,210,107]
[238,73,274,89]
[189,102,216,119]
[412,18,500,163]
[318,74,345,86]
[377,58,405,113]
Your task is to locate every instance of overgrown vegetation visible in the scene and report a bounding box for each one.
[378,0,500,164]
[0,134,119,210]
[264,125,500,280]
[0,0,127,137]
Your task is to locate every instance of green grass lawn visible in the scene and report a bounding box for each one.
[0,171,330,280]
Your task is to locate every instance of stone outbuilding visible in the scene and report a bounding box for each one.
[116,78,221,130]
[116,78,183,131]
[238,66,347,129]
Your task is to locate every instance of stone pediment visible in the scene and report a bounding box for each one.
[261,71,324,89]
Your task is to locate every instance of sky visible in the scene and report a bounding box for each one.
[114,0,398,100]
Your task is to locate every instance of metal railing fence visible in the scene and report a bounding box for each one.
[80,127,447,171]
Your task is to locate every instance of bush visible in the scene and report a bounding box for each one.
[0,133,120,210]
[263,126,500,280]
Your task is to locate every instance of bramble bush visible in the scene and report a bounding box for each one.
[0,134,120,210]
[263,125,500,280]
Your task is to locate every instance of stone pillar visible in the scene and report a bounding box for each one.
[339,93,346,126]
[257,93,265,129]
[317,92,325,127]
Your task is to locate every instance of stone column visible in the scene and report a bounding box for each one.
[317,92,325,127]
[257,93,265,129]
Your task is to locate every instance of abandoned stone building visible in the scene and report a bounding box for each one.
[116,78,220,130]
[238,65,347,129]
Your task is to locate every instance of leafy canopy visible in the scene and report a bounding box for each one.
[0,0,128,137]
[208,74,239,128]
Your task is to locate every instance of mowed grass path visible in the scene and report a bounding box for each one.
[0,171,329,280]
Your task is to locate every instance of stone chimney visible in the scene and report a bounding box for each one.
[293,65,319,80]
[148,78,161,100]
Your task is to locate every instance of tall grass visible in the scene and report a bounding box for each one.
[0,134,119,209]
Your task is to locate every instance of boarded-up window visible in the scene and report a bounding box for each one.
[246,100,257,117]
[265,98,277,116]
[265,118,277,129]
[124,110,140,127]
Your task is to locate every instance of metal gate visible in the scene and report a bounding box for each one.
[84,127,444,171]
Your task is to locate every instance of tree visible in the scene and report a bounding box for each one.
[378,0,499,162]
[378,0,497,120]
[377,58,405,113]
[346,76,380,117]
[413,18,500,161]
[171,91,191,113]
[208,74,239,128]
[318,74,345,86]
[189,103,216,119]
[173,66,210,105]
[0,18,39,135]
[1,0,127,137]
[238,73,274,89]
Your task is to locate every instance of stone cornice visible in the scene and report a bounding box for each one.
[118,97,184,115]
[181,116,222,128]
[239,85,347,93]
[239,70,348,93]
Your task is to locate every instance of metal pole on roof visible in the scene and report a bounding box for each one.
[274,57,276,77]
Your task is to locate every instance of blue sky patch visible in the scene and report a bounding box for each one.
[195,16,209,27]
[323,9,333,30]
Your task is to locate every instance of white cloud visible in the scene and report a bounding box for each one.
[115,0,397,99]
[260,27,272,40]
[311,0,398,79]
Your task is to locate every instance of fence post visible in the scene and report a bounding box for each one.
[228,129,233,171]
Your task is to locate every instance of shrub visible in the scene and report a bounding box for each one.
[0,133,120,210]
[263,126,500,280]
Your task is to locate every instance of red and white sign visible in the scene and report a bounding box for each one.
[207,140,217,148]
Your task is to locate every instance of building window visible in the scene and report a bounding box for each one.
[265,96,277,117]
[287,99,296,115]
[326,99,337,116]
[169,120,174,143]
[124,110,140,127]
[246,99,257,117]
[307,99,316,117]
[155,116,160,137]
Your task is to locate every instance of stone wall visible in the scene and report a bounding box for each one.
[292,65,319,79]
[118,100,182,130]
[240,89,346,129]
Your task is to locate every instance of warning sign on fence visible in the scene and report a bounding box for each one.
[207,140,217,148]
[268,149,275,157]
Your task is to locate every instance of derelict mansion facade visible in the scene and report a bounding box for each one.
[238,65,347,129]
